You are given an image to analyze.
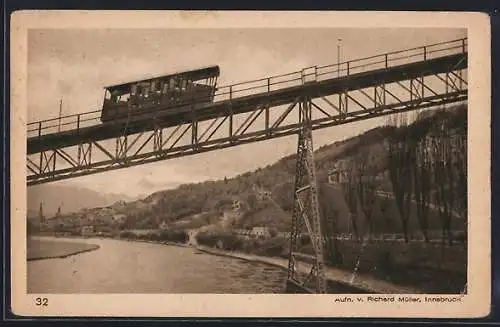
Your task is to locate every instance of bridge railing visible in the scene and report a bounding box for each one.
[315,37,467,81]
[27,38,467,140]
[27,109,103,137]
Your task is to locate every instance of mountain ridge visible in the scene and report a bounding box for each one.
[28,184,142,218]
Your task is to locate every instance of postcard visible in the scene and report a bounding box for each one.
[10,10,491,318]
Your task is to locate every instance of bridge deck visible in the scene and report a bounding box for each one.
[28,53,466,155]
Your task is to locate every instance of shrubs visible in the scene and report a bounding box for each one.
[299,234,311,246]
[242,239,261,253]
[218,233,244,251]
[196,231,244,251]
[158,230,189,243]
[195,232,219,248]
[253,236,288,257]
[119,231,137,239]
[378,249,394,274]
[119,229,189,244]
[269,228,278,238]
[147,232,161,241]
[195,232,288,255]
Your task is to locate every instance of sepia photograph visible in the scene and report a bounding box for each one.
[10,11,490,317]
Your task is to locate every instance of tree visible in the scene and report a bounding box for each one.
[411,113,433,243]
[430,116,459,246]
[27,219,34,235]
[247,193,258,211]
[341,159,360,242]
[354,148,378,241]
[274,182,295,213]
[387,113,414,243]
[454,126,468,246]
[447,107,467,246]
[413,138,432,242]
[378,193,393,237]
[318,183,343,264]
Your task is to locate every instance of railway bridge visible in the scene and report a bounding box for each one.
[26,38,468,294]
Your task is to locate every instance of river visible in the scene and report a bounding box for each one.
[28,237,288,294]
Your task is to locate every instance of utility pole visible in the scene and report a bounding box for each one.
[58,99,63,132]
[56,202,62,217]
[39,201,44,224]
[337,38,342,77]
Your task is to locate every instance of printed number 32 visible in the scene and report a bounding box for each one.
[35,297,48,306]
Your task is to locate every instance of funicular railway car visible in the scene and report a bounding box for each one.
[100,65,220,125]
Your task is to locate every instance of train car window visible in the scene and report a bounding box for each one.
[174,78,181,92]
[151,80,161,92]
[131,84,137,95]
[111,89,121,103]
[144,85,150,98]
[163,82,169,93]
[136,85,143,96]
[104,89,111,100]
[119,92,131,102]
[181,79,187,91]
[169,78,175,90]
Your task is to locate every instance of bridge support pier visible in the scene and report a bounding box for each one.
[286,97,327,294]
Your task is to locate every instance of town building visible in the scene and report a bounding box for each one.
[159,221,168,230]
[81,225,94,236]
[232,200,243,211]
[251,226,271,239]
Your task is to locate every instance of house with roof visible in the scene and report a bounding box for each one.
[251,226,271,239]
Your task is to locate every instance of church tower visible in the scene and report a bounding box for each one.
[39,201,45,224]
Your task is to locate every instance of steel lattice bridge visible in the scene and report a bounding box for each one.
[26,38,468,294]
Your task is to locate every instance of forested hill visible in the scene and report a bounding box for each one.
[120,124,393,229]
[55,103,467,236]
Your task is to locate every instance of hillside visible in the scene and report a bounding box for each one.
[47,104,467,239]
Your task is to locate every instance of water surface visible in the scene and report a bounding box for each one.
[28,237,288,294]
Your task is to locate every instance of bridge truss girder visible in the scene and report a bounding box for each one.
[26,67,467,187]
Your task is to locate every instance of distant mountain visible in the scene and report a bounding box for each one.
[27,184,140,218]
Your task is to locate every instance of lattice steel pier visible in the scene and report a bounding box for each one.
[286,97,327,294]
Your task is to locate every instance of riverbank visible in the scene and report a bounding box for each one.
[27,237,100,261]
[101,236,425,293]
[195,245,422,294]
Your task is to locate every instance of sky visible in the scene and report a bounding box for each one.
[27,27,466,197]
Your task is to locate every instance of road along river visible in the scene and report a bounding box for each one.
[28,237,288,294]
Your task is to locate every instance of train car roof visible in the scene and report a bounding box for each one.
[104,65,220,92]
